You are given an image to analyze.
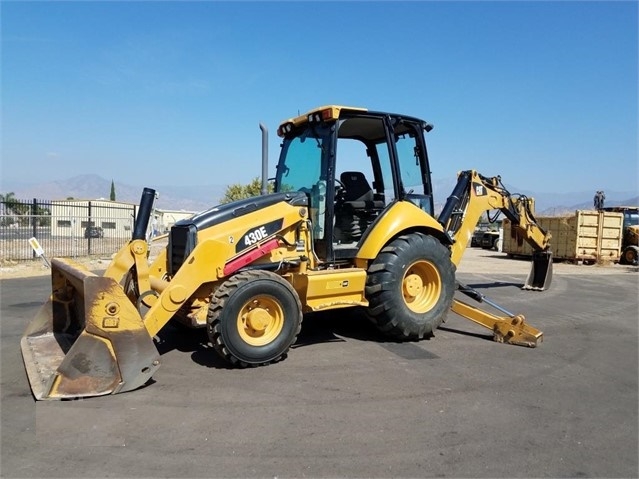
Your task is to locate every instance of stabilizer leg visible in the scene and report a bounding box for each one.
[452,282,543,348]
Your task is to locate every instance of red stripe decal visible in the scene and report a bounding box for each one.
[223,238,280,276]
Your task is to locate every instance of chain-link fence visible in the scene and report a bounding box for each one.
[1,198,139,263]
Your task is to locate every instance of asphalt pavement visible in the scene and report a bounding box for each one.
[1,268,637,478]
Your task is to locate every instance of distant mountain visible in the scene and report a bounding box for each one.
[2,174,637,217]
[3,174,226,212]
[505,188,639,216]
[430,177,637,216]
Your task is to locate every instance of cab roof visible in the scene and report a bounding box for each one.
[279,105,367,129]
[277,105,431,141]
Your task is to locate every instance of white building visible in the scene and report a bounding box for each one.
[50,199,137,238]
[154,209,198,233]
[49,199,198,239]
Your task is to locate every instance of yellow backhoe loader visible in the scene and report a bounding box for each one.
[21,105,553,400]
[601,206,639,265]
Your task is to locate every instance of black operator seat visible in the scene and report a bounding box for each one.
[339,171,385,211]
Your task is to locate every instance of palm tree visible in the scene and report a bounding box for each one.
[0,192,23,214]
[1,191,30,225]
[0,191,16,202]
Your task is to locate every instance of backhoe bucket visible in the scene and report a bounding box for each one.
[523,251,553,291]
[21,258,161,400]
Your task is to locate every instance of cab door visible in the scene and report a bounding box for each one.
[389,119,434,215]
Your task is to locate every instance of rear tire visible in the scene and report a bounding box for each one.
[365,233,456,340]
[621,245,639,265]
[207,270,303,367]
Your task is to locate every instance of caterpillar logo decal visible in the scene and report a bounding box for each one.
[472,182,487,196]
[237,218,284,253]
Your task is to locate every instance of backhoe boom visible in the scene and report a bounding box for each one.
[438,170,553,290]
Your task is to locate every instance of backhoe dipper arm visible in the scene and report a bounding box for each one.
[438,170,551,267]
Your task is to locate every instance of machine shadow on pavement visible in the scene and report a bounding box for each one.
[154,324,231,369]
[437,324,493,342]
[461,280,524,289]
[293,308,388,348]
[153,307,415,370]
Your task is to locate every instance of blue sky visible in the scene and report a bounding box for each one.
[2,1,637,196]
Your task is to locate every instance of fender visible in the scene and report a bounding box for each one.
[356,201,447,261]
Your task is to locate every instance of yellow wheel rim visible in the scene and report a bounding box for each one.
[402,260,441,313]
[237,295,284,346]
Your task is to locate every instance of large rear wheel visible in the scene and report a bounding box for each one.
[207,270,303,367]
[621,245,639,265]
[365,233,455,340]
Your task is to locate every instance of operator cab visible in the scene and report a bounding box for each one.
[275,105,435,265]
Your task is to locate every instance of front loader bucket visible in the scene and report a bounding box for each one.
[21,258,161,400]
[523,251,553,291]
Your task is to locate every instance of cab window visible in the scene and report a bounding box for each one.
[394,127,433,215]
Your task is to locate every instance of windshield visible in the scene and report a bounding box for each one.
[275,124,332,240]
[625,211,639,227]
[275,125,330,193]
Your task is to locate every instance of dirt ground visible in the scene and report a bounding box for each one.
[0,240,168,279]
[0,242,636,280]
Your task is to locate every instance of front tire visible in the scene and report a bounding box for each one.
[207,270,303,367]
[365,233,456,340]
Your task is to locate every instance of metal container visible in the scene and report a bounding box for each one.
[502,210,624,263]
